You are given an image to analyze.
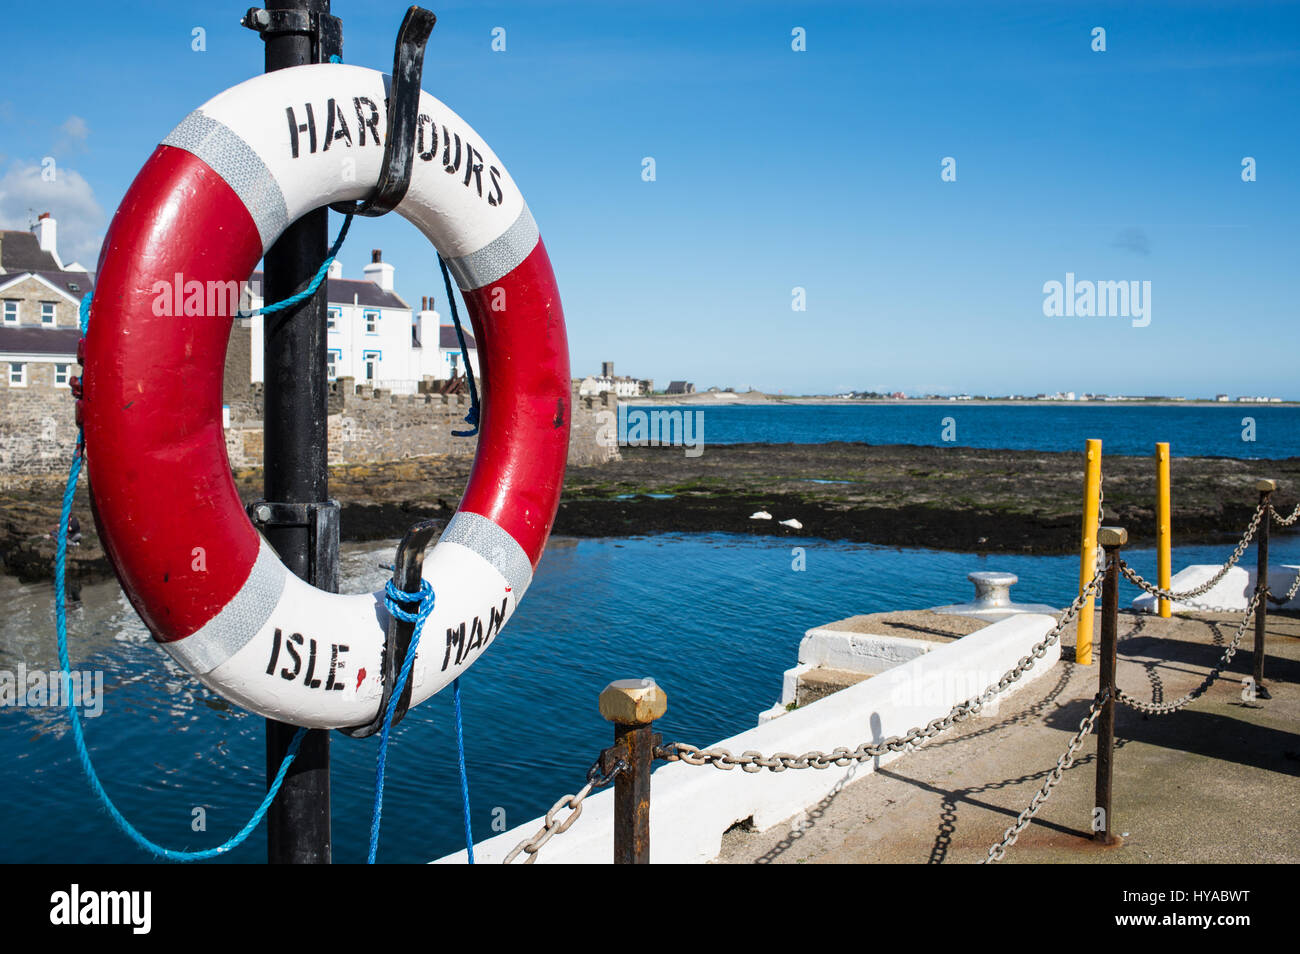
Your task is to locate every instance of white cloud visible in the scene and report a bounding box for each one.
[55,115,90,155]
[0,158,106,267]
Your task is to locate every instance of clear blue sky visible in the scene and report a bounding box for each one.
[1,1,1296,397]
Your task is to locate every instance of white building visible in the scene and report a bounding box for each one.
[244,249,478,393]
[578,361,651,398]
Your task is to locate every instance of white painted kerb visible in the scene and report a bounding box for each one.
[433,612,1061,864]
[757,627,938,723]
[798,627,935,673]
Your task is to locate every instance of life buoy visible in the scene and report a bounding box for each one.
[79,64,569,728]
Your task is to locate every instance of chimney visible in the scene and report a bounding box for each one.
[416,294,439,362]
[328,259,343,279]
[33,213,62,269]
[363,248,394,291]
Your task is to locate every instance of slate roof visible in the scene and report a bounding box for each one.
[0,269,92,299]
[0,326,80,356]
[439,324,476,350]
[411,323,477,351]
[248,272,409,310]
[0,230,60,273]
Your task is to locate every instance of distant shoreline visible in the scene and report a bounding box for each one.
[6,441,1298,584]
[630,395,1299,408]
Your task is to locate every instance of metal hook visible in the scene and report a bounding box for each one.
[338,518,440,738]
[331,6,438,218]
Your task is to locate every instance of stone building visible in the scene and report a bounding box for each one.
[0,215,88,476]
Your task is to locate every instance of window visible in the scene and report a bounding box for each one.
[327,307,340,330]
[364,310,379,333]
[327,351,340,380]
[54,364,70,387]
[40,301,56,326]
[363,351,380,382]
[448,352,459,376]
[2,300,17,325]
[8,363,26,387]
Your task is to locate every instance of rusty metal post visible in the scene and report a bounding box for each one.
[599,679,667,864]
[1094,526,1125,846]
[1254,480,1275,699]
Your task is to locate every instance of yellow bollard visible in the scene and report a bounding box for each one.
[1077,438,1103,665]
[1156,442,1172,618]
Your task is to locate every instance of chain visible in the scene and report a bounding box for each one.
[1117,503,1265,603]
[1112,590,1260,715]
[982,691,1108,864]
[1270,502,1300,527]
[656,570,1104,774]
[501,756,626,864]
[1094,487,1107,576]
[1267,570,1300,606]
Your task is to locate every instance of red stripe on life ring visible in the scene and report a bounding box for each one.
[82,145,263,641]
[457,241,570,566]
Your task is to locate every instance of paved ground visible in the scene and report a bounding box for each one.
[809,609,987,643]
[717,608,1300,864]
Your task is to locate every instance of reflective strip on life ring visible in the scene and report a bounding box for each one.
[80,64,569,728]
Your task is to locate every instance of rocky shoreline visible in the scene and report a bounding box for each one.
[4,442,1298,584]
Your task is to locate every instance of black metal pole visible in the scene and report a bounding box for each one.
[1094,526,1124,846]
[262,0,335,864]
[1254,481,1274,699]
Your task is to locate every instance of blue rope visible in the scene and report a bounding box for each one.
[437,254,480,437]
[369,579,435,863]
[56,295,306,861]
[238,213,354,318]
[452,678,474,863]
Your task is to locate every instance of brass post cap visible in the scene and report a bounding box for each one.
[1098,526,1128,547]
[599,679,668,725]
[1257,479,1277,493]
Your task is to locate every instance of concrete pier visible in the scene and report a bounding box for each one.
[717,609,1300,864]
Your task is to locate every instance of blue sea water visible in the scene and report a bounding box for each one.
[626,403,1300,458]
[3,530,1298,864]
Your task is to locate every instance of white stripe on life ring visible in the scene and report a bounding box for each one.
[164,513,531,728]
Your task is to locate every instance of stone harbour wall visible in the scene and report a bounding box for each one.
[225,377,618,469]
[1,374,618,486]
[0,362,79,484]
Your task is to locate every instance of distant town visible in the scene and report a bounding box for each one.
[575,368,1292,405]
[831,390,1291,404]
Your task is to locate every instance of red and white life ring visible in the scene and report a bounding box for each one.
[80,64,569,728]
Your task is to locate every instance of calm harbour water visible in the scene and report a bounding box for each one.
[3,530,1298,864]
[629,403,1300,458]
